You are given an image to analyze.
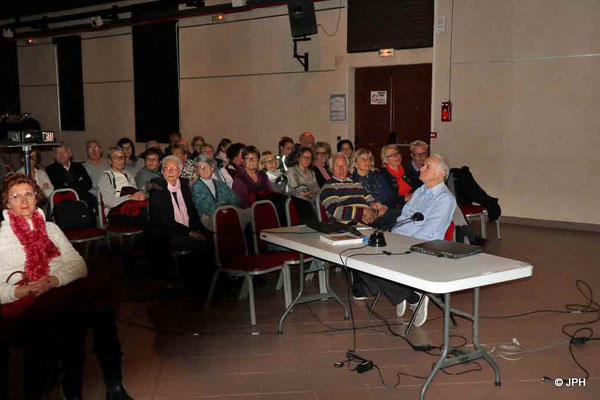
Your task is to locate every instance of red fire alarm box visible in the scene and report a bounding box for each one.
[441,101,452,122]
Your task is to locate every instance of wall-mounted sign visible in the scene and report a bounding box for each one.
[370,91,387,105]
[330,94,346,121]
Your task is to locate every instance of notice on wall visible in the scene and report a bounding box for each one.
[370,91,387,105]
[330,94,346,121]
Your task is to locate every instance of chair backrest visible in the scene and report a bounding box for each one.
[285,197,302,227]
[251,200,281,254]
[314,192,328,222]
[212,206,247,267]
[97,192,108,228]
[444,221,455,242]
[50,188,79,211]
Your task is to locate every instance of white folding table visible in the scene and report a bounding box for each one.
[261,226,533,400]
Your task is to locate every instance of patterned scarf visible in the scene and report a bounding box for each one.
[8,210,61,282]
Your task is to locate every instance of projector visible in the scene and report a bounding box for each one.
[7,130,55,144]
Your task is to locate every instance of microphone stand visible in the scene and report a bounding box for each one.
[368,213,424,247]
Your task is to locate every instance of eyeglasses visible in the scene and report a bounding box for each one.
[164,166,180,172]
[263,159,277,164]
[111,155,125,160]
[315,151,329,155]
[146,157,160,162]
[196,164,213,170]
[244,156,259,162]
[411,152,428,158]
[87,146,101,150]
[385,152,401,159]
[300,155,312,160]
[9,191,36,202]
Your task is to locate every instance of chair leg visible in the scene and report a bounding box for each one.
[368,292,382,315]
[318,269,327,295]
[283,265,292,308]
[239,279,249,301]
[204,269,221,311]
[496,218,501,240]
[479,214,487,239]
[276,270,284,291]
[83,242,91,260]
[246,275,256,326]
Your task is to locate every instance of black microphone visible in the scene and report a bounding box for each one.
[368,212,425,247]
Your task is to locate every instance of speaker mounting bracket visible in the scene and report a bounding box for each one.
[293,36,310,71]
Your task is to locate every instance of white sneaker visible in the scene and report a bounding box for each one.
[396,300,407,317]
[409,293,429,327]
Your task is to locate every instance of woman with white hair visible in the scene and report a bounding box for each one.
[97,146,146,218]
[191,155,240,229]
[350,148,404,228]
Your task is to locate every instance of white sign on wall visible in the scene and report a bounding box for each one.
[370,91,387,105]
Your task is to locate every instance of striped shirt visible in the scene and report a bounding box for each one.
[319,178,374,221]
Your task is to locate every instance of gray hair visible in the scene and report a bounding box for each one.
[193,154,217,169]
[409,140,428,153]
[161,155,183,170]
[380,144,401,167]
[106,146,123,160]
[56,143,71,152]
[328,152,349,170]
[349,148,375,173]
[430,153,450,178]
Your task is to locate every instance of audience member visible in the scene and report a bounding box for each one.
[171,143,196,182]
[313,142,332,187]
[319,153,382,225]
[83,140,109,198]
[287,131,315,166]
[404,140,428,191]
[139,141,162,160]
[199,143,215,159]
[116,138,143,175]
[97,147,145,217]
[191,155,240,229]
[232,146,273,208]
[16,149,53,199]
[0,174,133,400]
[135,147,162,191]
[164,132,181,156]
[337,140,354,158]
[261,151,288,194]
[358,154,456,326]
[215,138,231,167]
[277,136,294,171]
[287,147,319,200]
[379,144,414,201]
[190,135,205,159]
[225,142,245,180]
[350,148,404,228]
[146,155,208,290]
[46,144,96,212]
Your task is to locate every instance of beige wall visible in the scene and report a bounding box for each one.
[432,0,600,224]
[14,0,599,225]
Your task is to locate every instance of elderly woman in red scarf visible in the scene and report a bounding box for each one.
[379,144,414,202]
[0,174,133,400]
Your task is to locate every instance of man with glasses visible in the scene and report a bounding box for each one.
[404,140,429,191]
[83,140,109,198]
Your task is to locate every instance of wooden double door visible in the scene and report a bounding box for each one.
[354,64,432,166]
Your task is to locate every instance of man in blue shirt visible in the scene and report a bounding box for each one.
[361,154,456,327]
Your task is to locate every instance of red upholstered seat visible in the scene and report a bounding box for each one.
[444,221,455,241]
[105,225,143,234]
[64,227,107,241]
[460,204,487,215]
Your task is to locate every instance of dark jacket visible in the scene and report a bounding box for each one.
[402,161,423,192]
[351,170,404,210]
[46,161,93,195]
[147,177,203,236]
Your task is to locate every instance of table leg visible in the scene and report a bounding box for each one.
[324,266,349,319]
[419,293,451,400]
[472,287,501,386]
[278,253,305,333]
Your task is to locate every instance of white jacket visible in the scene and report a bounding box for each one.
[0,209,87,304]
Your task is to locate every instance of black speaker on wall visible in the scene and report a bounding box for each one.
[287,0,318,38]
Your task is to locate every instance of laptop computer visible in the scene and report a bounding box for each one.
[291,196,354,234]
[410,240,483,259]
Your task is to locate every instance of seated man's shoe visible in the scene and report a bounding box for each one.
[351,283,368,300]
[396,300,406,317]
[409,294,429,327]
[106,382,134,400]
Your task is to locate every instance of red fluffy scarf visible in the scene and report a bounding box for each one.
[8,210,61,282]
